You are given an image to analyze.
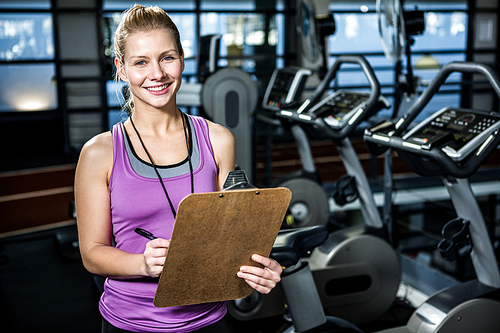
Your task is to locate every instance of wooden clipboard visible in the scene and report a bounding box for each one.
[153,187,291,308]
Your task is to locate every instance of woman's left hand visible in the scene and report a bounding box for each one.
[237,254,283,294]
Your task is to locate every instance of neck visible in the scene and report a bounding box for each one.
[130,107,184,136]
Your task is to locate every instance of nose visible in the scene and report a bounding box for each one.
[149,61,166,81]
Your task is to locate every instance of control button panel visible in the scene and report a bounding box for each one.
[403,107,500,160]
[308,91,369,129]
[262,67,311,111]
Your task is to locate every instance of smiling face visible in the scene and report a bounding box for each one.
[116,28,184,112]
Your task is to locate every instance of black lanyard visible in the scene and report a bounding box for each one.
[129,112,194,218]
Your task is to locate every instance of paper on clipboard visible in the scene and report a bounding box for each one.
[153,187,291,308]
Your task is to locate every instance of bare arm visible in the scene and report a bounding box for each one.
[75,132,168,279]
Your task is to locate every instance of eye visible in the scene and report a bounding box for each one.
[134,60,146,66]
[162,56,175,61]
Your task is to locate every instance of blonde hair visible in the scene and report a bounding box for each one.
[114,4,183,113]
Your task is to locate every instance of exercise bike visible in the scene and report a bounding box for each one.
[258,66,331,228]
[270,61,500,333]
[228,55,400,327]
[362,61,500,332]
[276,55,399,325]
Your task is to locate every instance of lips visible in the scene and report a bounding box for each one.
[145,83,171,92]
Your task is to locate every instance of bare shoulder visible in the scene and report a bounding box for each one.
[205,119,235,149]
[76,131,113,181]
[80,131,113,161]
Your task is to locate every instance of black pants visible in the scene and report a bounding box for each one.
[101,316,234,333]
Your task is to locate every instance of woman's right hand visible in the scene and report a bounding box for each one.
[143,238,170,278]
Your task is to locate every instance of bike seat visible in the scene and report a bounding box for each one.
[270,225,328,267]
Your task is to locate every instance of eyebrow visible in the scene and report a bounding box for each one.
[128,49,179,60]
[161,49,180,56]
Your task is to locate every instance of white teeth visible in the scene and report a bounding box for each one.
[147,84,169,92]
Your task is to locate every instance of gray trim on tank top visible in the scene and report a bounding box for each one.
[121,116,200,179]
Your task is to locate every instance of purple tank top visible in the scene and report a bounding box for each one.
[100,115,227,332]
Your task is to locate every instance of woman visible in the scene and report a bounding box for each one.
[75,4,282,333]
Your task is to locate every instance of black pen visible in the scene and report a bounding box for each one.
[135,228,157,240]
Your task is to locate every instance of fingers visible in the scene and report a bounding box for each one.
[143,238,170,278]
[251,254,282,272]
[237,254,282,294]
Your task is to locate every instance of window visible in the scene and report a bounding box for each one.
[0,10,56,112]
[327,1,468,122]
[0,1,67,172]
[0,0,50,10]
[103,0,196,11]
[0,64,57,112]
[200,12,284,71]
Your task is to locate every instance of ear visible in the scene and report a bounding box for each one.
[180,52,185,72]
[115,57,129,83]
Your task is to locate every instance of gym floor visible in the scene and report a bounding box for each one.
[0,225,101,333]
[0,224,416,333]
[0,224,415,333]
